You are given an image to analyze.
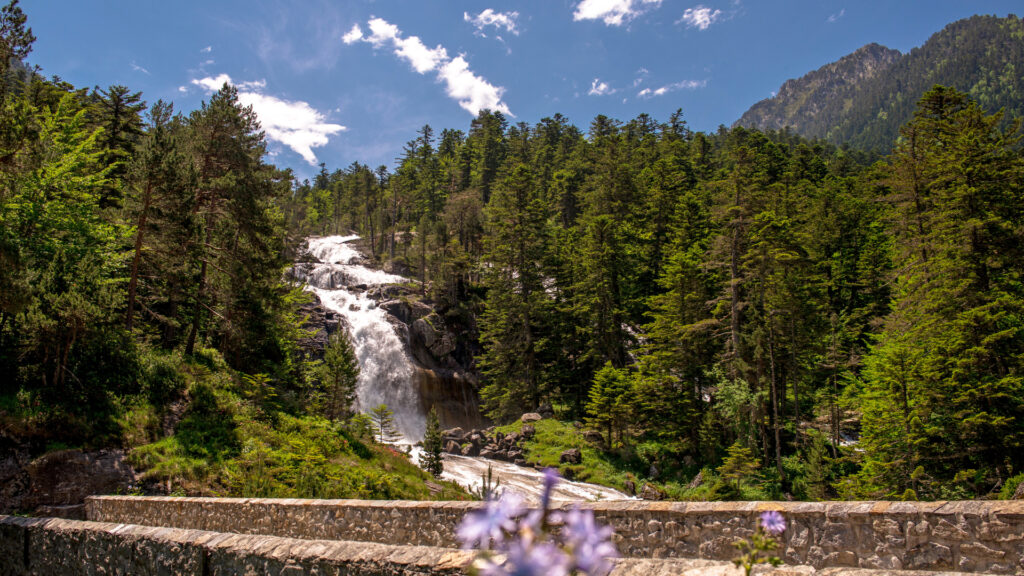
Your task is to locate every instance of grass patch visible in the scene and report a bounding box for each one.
[495,419,638,493]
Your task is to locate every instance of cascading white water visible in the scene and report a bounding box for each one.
[295,235,629,504]
[297,235,425,442]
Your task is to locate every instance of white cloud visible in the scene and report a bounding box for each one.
[130,61,150,75]
[178,86,188,93]
[633,67,649,87]
[637,79,707,98]
[827,8,845,23]
[238,92,346,165]
[394,35,448,74]
[342,24,364,44]
[588,78,615,96]
[366,18,400,47]
[191,73,233,92]
[345,18,511,116]
[190,73,345,165]
[438,56,510,115]
[678,5,722,30]
[464,9,520,36]
[573,0,662,26]
[201,46,212,53]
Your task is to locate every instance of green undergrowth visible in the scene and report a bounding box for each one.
[118,348,470,501]
[495,418,784,501]
[495,419,636,493]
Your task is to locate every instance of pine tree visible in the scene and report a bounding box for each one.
[717,441,761,495]
[421,406,444,478]
[315,330,360,423]
[370,403,401,443]
[478,163,552,420]
[855,86,1024,497]
[585,362,633,447]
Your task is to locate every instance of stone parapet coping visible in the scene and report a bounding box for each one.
[83,495,1024,518]
[0,515,981,576]
[84,496,1024,573]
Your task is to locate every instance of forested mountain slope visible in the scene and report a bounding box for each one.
[736,15,1024,152]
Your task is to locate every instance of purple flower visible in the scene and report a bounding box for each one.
[458,493,526,550]
[481,539,571,576]
[540,467,560,511]
[759,510,786,536]
[562,508,618,576]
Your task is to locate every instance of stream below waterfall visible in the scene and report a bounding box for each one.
[296,235,630,505]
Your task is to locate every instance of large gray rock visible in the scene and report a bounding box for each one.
[521,413,542,423]
[560,448,583,465]
[412,315,457,358]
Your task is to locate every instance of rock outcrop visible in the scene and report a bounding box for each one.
[442,426,534,468]
[0,447,136,515]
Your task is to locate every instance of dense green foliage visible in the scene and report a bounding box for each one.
[292,81,1024,499]
[738,15,1024,152]
[0,2,466,503]
[5,1,1023,502]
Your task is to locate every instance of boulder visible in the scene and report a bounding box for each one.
[444,440,461,454]
[508,449,523,461]
[537,403,554,419]
[559,448,583,465]
[514,459,528,467]
[521,413,542,423]
[479,449,498,459]
[640,482,667,501]
[521,424,536,439]
[461,444,480,457]
[1014,481,1024,500]
[412,315,457,358]
[686,470,705,490]
[623,479,636,496]
[442,427,465,441]
[583,430,604,445]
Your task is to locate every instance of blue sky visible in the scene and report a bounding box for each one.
[24,1,1023,179]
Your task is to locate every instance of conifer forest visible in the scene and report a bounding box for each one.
[3,2,1024,505]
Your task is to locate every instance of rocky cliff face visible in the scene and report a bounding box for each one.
[0,435,136,515]
[377,294,486,431]
[736,43,901,136]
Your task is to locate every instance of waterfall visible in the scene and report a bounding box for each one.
[296,235,425,442]
[295,235,630,504]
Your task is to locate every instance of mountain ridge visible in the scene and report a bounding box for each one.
[735,14,1024,151]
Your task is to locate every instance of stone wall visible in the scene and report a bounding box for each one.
[85,496,1024,574]
[0,515,471,576]
[2,514,989,576]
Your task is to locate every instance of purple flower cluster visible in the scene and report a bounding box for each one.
[759,510,786,535]
[457,468,619,576]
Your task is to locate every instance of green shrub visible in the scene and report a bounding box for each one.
[999,473,1024,500]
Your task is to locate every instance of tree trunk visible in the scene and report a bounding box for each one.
[768,318,785,484]
[125,182,153,331]
[185,226,211,356]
